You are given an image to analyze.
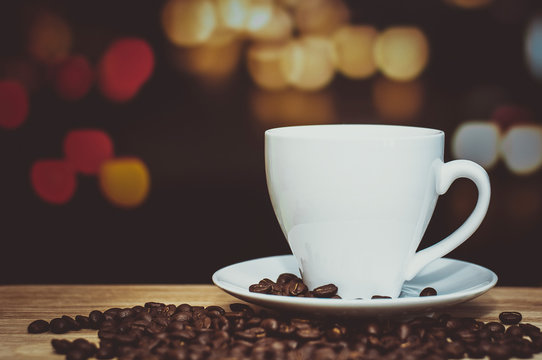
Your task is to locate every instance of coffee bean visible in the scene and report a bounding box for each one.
[27,319,49,333]
[75,315,90,329]
[88,310,104,329]
[287,280,308,296]
[312,284,338,298]
[62,315,81,331]
[249,283,272,294]
[50,318,70,334]
[296,327,322,340]
[51,338,72,354]
[420,287,437,297]
[65,349,87,360]
[499,311,522,325]
[277,273,299,285]
[72,338,97,357]
[371,295,392,299]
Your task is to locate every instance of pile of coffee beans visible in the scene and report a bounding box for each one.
[249,273,437,299]
[28,302,541,360]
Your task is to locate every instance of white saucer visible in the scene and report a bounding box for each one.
[212,255,497,317]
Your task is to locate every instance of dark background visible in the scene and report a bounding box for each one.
[1,0,541,285]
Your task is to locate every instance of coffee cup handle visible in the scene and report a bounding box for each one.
[404,159,491,281]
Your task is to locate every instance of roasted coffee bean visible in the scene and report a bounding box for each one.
[62,315,81,331]
[520,322,541,337]
[420,287,437,297]
[371,295,392,299]
[72,338,97,357]
[326,324,346,341]
[499,311,522,325]
[88,310,104,329]
[296,327,322,340]
[505,324,524,338]
[75,315,90,329]
[50,317,70,334]
[276,273,299,285]
[486,321,506,333]
[51,338,72,354]
[27,319,49,333]
[249,283,272,294]
[65,349,87,360]
[235,327,266,341]
[261,318,279,333]
[312,284,338,298]
[287,280,308,296]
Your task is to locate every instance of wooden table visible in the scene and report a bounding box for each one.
[1,285,541,359]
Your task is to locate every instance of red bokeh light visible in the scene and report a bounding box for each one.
[492,105,534,131]
[31,160,76,204]
[54,55,94,101]
[0,80,29,130]
[64,129,114,175]
[98,37,155,102]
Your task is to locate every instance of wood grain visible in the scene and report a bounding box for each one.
[1,285,541,359]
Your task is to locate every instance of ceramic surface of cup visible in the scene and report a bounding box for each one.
[265,124,490,299]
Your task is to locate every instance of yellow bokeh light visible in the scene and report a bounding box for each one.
[374,26,429,82]
[216,0,250,30]
[444,0,493,10]
[247,43,289,90]
[280,36,336,91]
[249,6,293,42]
[294,0,350,35]
[245,0,274,32]
[175,39,243,81]
[372,77,424,121]
[99,158,150,208]
[27,10,73,64]
[251,89,336,127]
[333,25,378,79]
[162,0,217,47]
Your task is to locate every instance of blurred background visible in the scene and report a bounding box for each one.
[1,0,541,286]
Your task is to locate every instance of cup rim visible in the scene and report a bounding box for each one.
[265,124,444,140]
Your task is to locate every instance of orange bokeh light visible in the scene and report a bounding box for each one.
[372,77,424,121]
[99,158,151,208]
[333,25,378,79]
[27,10,73,65]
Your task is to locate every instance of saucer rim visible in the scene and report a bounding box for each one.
[212,254,498,310]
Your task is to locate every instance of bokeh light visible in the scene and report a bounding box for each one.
[525,14,542,80]
[374,26,429,82]
[216,0,250,31]
[280,36,336,91]
[451,121,501,170]
[251,89,336,127]
[444,0,493,9]
[99,158,150,208]
[249,6,293,42]
[0,80,29,130]
[162,0,217,47]
[372,77,424,121]
[501,125,542,175]
[64,129,114,175]
[31,160,76,205]
[294,0,350,35]
[247,42,289,90]
[27,10,73,65]
[244,0,274,32]
[491,105,534,131]
[98,38,155,102]
[173,39,243,84]
[53,55,93,101]
[333,25,378,79]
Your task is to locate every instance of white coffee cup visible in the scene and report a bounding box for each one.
[265,124,490,299]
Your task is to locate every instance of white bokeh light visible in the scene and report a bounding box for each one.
[501,125,542,175]
[451,121,501,170]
